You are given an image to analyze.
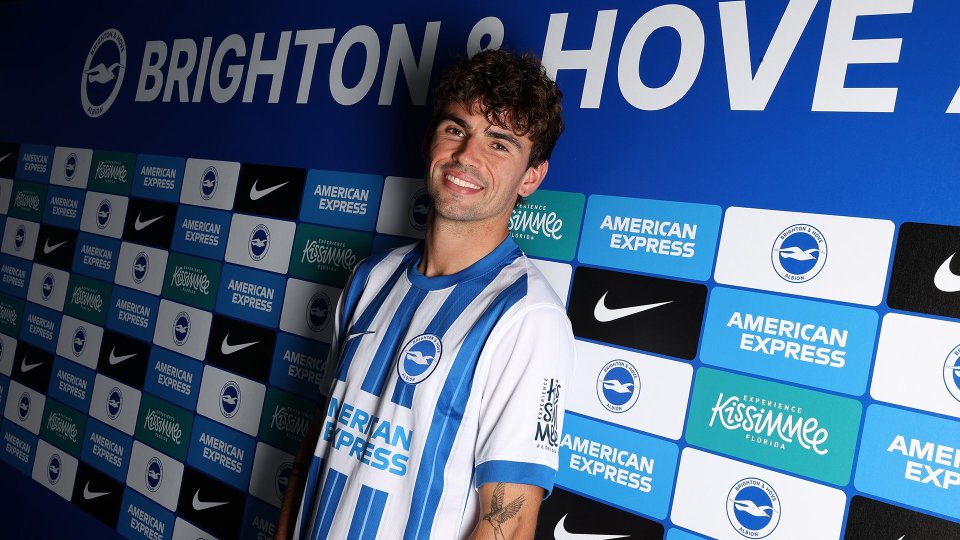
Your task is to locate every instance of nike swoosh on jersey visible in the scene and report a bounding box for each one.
[934,253,960,292]
[43,240,67,254]
[83,483,110,500]
[192,490,229,511]
[249,179,288,201]
[221,334,258,355]
[134,213,163,231]
[20,358,43,372]
[346,330,375,342]
[593,292,672,322]
[108,348,137,365]
[554,515,629,540]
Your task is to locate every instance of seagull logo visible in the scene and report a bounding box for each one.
[221,335,258,355]
[732,498,775,517]
[192,490,229,511]
[601,379,634,394]
[222,394,238,406]
[48,463,60,476]
[777,246,819,261]
[108,348,137,365]
[134,213,163,231]
[43,239,67,254]
[83,482,110,500]
[249,179,288,200]
[146,469,160,481]
[934,253,960,292]
[405,350,434,365]
[593,292,672,322]
[85,62,123,84]
[553,515,630,540]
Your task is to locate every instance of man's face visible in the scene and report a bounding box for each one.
[426,101,547,228]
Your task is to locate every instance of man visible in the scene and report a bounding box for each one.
[278,49,574,540]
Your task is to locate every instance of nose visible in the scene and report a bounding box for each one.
[451,133,482,167]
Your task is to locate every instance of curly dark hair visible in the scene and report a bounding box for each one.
[429,49,564,167]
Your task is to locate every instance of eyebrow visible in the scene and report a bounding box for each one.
[441,113,523,151]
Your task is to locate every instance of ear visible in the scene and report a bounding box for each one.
[518,160,549,198]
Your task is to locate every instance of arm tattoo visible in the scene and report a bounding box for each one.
[482,483,526,540]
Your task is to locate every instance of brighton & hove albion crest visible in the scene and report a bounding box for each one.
[41,273,55,301]
[14,225,25,250]
[408,189,430,231]
[145,457,163,492]
[201,166,218,200]
[220,381,241,418]
[81,29,126,118]
[945,344,960,403]
[306,292,331,332]
[771,224,827,283]
[133,252,149,283]
[173,311,191,346]
[65,153,79,181]
[596,359,640,413]
[96,199,112,229]
[47,454,62,485]
[72,326,87,356]
[726,477,781,538]
[107,387,123,419]
[18,392,30,421]
[249,225,270,261]
[398,334,442,384]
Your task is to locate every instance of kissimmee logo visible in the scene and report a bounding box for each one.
[258,387,315,454]
[700,287,877,396]
[0,294,23,336]
[289,223,371,286]
[536,486,665,539]
[855,404,960,521]
[162,252,220,311]
[508,189,584,261]
[64,274,112,327]
[135,393,193,462]
[685,368,862,486]
[39,399,87,457]
[888,222,960,319]
[556,413,679,519]
[578,194,721,281]
[845,495,960,539]
[81,29,126,118]
[567,265,707,360]
[9,181,46,222]
[90,151,135,195]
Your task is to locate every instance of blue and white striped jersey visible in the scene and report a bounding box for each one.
[293,237,575,539]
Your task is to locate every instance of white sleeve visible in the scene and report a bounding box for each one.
[473,303,576,494]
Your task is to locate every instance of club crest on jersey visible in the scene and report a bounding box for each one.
[408,189,430,231]
[73,326,87,356]
[65,153,78,181]
[596,359,640,413]
[14,225,25,250]
[201,166,218,200]
[18,392,30,421]
[96,199,112,229]
[41,273,55,301]
[145,457,163,492]
[173,311,190,345]
[48,454,62,484]
[107,387,123,419]
[944,344,960,403]
[726,477,781,538]
[397,334,442,384]
[771,224,827,283]
[133,252,149,283]
[249,224,270,261]
[220,381,241,418]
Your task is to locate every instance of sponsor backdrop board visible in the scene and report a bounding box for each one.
[1,0,960,538]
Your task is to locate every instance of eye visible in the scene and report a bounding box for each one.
[491,142,508,152]
[444,125,463,137]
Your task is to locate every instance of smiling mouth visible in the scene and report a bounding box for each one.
[445,173,482,190]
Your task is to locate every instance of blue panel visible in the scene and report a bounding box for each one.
[81,417,132,482]
[300,170,383,231]
[215,264,286,327]
[43,185,85,229]
[143,347,203,411]
[132,154,184,203]
[171,205,231,261]
[186,415,255,490]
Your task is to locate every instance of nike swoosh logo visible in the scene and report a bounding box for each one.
[249,179,288,200]
[83,482,110,500]
[346,331,375,342]
[0,153,10,165]
[934,253,960,292]
[192,491,229,511]
[20,358,43,372]
[593,292,672,323]
[134,213,163,231]
[43,240,67,254]
[108,348,137,365]
[221,334,258,355]
[554,515,629,540]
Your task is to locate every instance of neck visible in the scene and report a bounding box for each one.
[418,215,509,277]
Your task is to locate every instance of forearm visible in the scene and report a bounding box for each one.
[276,411,324,540]
[467,482,543,540]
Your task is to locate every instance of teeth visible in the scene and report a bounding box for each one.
[446,174,481,190]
